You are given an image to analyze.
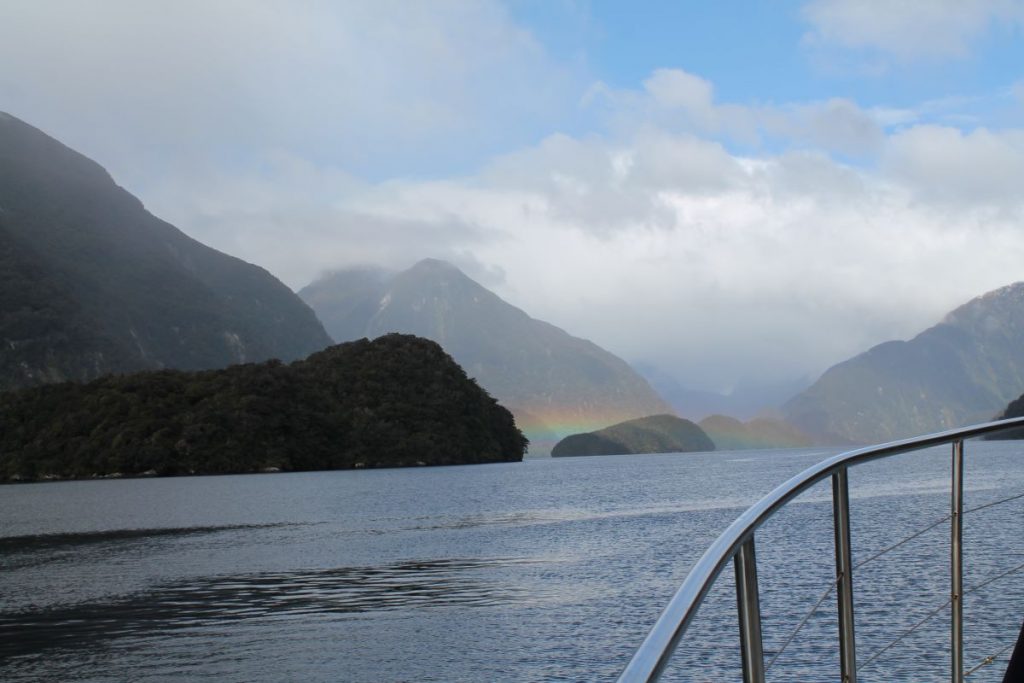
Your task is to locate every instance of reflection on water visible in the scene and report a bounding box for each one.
[0,524,300,570]
[0,557,546,661]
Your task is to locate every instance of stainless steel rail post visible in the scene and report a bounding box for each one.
[832,468,857,683]
[951,439,964,683]
[735,537,766,683]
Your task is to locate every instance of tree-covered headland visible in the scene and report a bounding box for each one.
[0,334,527,481]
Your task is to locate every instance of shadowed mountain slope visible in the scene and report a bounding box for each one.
[0,112,332,391]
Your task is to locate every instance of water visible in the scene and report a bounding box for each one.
[3,441,1024,681]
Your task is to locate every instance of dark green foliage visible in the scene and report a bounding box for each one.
[551,414,714,457]
[0,334,527,481]
[0,111,332,393]
[551,433,630,457]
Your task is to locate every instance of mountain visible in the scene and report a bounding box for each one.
[0,334,526,481]
[784,282,1024,444]
[0,112,332,391]
[698,415,811,450]
[988,393,1024,440]
[550,414,714,457]
[299,259,674,453]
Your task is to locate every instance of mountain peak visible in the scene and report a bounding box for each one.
[410,258,459,273]
[943,281,1024,327]
[404,258,472,285]
[393,259,486,305]
[300,260,674,453]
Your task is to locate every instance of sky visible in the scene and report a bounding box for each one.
[1,0,1023,394]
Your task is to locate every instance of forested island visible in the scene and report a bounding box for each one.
[551,414,714,457]
[0,334,527,482]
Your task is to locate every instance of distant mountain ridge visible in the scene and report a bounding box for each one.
[300,259,675,452]
[784,282,1024,444]
[0,112,332,391]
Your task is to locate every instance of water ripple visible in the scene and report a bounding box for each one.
[0,523,304,571]
[0,557,546,662]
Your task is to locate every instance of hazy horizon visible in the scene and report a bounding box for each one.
[3,0,1023,393]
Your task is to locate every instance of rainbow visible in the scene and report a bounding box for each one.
[508,402,672,453]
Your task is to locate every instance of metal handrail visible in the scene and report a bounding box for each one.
[618,416,1024,683]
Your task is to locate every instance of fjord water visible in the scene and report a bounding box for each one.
[3,442,1024,682]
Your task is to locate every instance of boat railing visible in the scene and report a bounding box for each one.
[617,416,1024,683]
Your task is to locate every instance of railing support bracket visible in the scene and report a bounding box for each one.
[833,467,858,683]
[735,536,766,683]
[951,439,965,683]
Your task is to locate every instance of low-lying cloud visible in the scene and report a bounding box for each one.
[2,4,1023,397]
[141,92,1024,392]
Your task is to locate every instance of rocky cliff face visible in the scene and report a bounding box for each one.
[0,112,332,391]
[784,283,1024,444]
[300,259,674,453]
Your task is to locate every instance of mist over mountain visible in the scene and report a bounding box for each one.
[300,259,674,453]
[698,415,811,451]
[635,363,811,421]
[784,282,1024,444]
[0,112,331,391]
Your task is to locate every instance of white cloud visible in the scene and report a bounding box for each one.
[165,116,1021,392]
[143,154,500,289]
[0,0,578,186]
[4,1,1023,398]
[642,69,717,127]
[793,98,886,155]
[471,138,1024,389]
[883,126,1024,206]
[589,68,884,156]
[869,106,920,127]
[138,63,1024,393]
[801,0,1024,63]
